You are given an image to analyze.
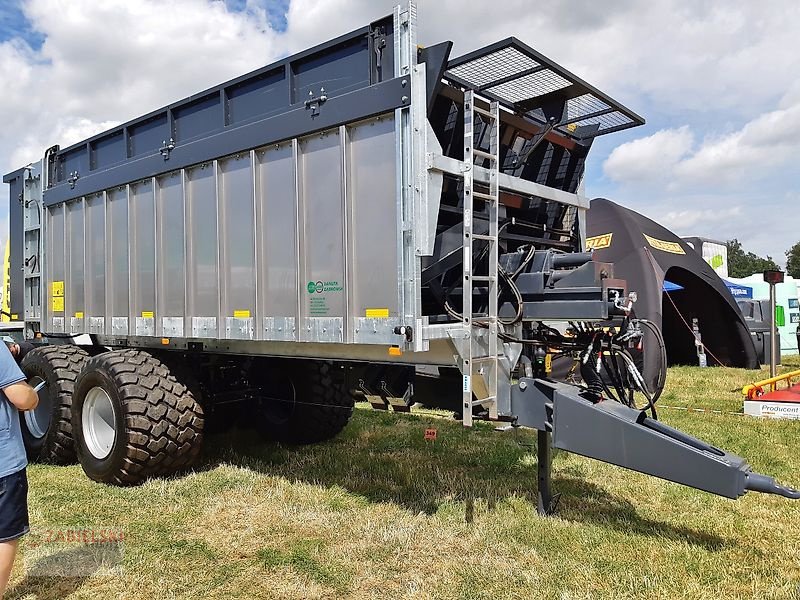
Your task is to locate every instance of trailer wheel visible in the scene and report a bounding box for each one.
[71,350,204,485]
[256,360,353,445]
[19,346,89,464]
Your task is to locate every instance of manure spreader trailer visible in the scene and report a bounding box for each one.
[4,2,798,509]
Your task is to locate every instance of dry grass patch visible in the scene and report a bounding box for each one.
[5,359,800,599]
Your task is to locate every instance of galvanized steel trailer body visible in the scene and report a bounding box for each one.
[5,2,798,506]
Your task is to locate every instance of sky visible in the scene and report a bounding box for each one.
[0,0,798,265]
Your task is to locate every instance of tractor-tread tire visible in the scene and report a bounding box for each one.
[258,360,353,445]
[20,345,89,464]
[72,350,204,486]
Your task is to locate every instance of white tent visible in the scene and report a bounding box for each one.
[726,275,800,355]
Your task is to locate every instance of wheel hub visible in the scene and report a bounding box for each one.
[82,386,117,459]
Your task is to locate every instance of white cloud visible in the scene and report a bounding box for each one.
[675,102,800,184]
[659,206,743,231]
[603,126,693,183]
[0,0,281,174]
[603,99,800,188]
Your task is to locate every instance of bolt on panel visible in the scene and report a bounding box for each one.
[66,200,85,333]
[130,180,156,336]
[218,154,257,339]
[185,164,219,338]
[86,193,106,324]
[156,171,185,336]
[255,142,298,340]
[298,129,346,342]
[107,187,129,334]
[46,204,65,332]
[347,115,400,320]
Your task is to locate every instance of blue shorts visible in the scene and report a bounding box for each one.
[0,469,29,543]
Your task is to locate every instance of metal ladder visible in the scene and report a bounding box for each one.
[461,90,500,427]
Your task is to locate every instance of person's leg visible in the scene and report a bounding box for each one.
[0,539,19,596]
[0,469,29,597]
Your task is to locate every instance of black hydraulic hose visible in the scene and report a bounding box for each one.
[499,267,524,326]
[511,245,536,279]
[580,358,604,400]
[579,337,604,400]
[636,318,667,403]
[443,268,523,327]
[617,348,658,418]
[601,351,628,406]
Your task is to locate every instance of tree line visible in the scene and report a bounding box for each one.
[726,239,800,279]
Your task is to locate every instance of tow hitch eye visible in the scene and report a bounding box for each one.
[745,473,800,499]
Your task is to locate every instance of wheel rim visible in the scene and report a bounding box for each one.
[24,376,51,439]
[82,386,117,459]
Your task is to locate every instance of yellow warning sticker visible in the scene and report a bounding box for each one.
[586,233,613,250]
[233,310,251,319]
[10,314,18,320]
[365,308,390,318]
[51,281,65,312]
[544,353,552,374]
[643,233,685,255]
[74,312,84,319]
[141,311,154,319]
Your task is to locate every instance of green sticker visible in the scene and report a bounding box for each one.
[307,280,340,294]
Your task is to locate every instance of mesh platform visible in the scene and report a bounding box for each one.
[445,38,644,140]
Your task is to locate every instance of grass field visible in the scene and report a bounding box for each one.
[6,358,800,599]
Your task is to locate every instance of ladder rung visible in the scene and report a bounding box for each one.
[472,148,496,161]
[472,191,497,202]
[471,275,495,282]
[473,105,496,120]
[472,356,498,364]
[471,396,497,407]
[472,233,497,241]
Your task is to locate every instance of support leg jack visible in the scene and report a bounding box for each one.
[537,430,559,515]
